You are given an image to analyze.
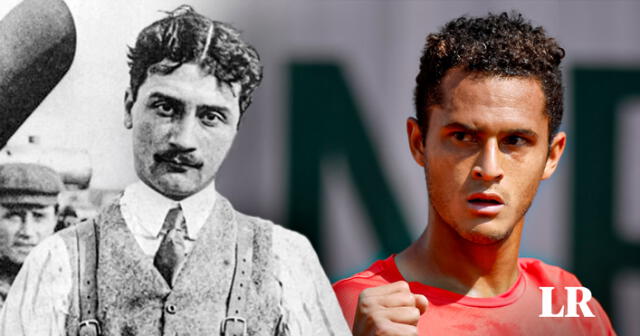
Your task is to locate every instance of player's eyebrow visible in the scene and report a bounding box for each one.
[506,128,538,138]
[443,122,539,138]
[443,122,477,131]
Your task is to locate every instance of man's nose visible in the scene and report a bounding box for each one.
[18,213,36,238]
[169,113,197,150]
[472,139,504,182]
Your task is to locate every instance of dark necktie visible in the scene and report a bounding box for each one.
[153,206,187,287]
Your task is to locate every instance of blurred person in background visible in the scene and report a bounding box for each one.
[0,163,63,308]
[54,205,78,232]
[334,12,616,335]
[0,5,349,336]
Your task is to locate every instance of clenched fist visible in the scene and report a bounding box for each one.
[352,281,428,336]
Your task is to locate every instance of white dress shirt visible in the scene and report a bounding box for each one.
[119,181,217,256]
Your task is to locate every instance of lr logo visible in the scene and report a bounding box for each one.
[539,287,595,317]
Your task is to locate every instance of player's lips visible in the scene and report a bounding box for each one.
[466,192,505,216]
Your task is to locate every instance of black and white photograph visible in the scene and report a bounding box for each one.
[0,0,638,335]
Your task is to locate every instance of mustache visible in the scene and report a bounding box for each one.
[154,149,203,169]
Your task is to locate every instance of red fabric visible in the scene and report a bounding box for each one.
[333,256,616,335]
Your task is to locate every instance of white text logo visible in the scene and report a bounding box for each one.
[539,287,595,317]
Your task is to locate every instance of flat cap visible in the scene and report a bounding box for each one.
[0,163,64,205]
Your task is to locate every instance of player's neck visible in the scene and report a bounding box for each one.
[396,208,522,298]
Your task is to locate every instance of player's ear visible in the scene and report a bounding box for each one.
[407,117,427,167]
[124,88,134,129]
[542,131,566,180]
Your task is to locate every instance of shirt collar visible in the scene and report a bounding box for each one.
[121,180,217,240]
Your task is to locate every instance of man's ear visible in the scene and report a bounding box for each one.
[542,131,566,180]
[407,117,427,167]
[124,88,134,129]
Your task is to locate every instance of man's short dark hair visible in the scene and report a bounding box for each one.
[414,12,565,141]
[127,5,263,115]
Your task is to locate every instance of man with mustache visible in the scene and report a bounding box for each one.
[333,12,616,335]
[0,163,63,309]
[0,6,349,335]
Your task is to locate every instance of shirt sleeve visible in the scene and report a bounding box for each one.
[272,225,351,336]
[0,235,72,336]
[588,297,617,335]
[333,277,369,329]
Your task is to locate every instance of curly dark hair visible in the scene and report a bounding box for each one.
[127,5,263,115]
[414,12,565,141]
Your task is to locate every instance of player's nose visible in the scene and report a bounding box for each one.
[472,140,504,182]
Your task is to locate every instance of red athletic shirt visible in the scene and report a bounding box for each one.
[333,256,616,335]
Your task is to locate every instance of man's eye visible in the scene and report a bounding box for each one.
[451,132,475,143]
[200,111,223,126]
[153,102,175,116]
[4,213,20,221]
[503,135,528,146]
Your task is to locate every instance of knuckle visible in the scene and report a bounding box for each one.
[395,281,410,291]
[358,291,370,303]
[402,293,415,305]
[359,289,371,300]
[359,296,375,310]
[359,287,378,300]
